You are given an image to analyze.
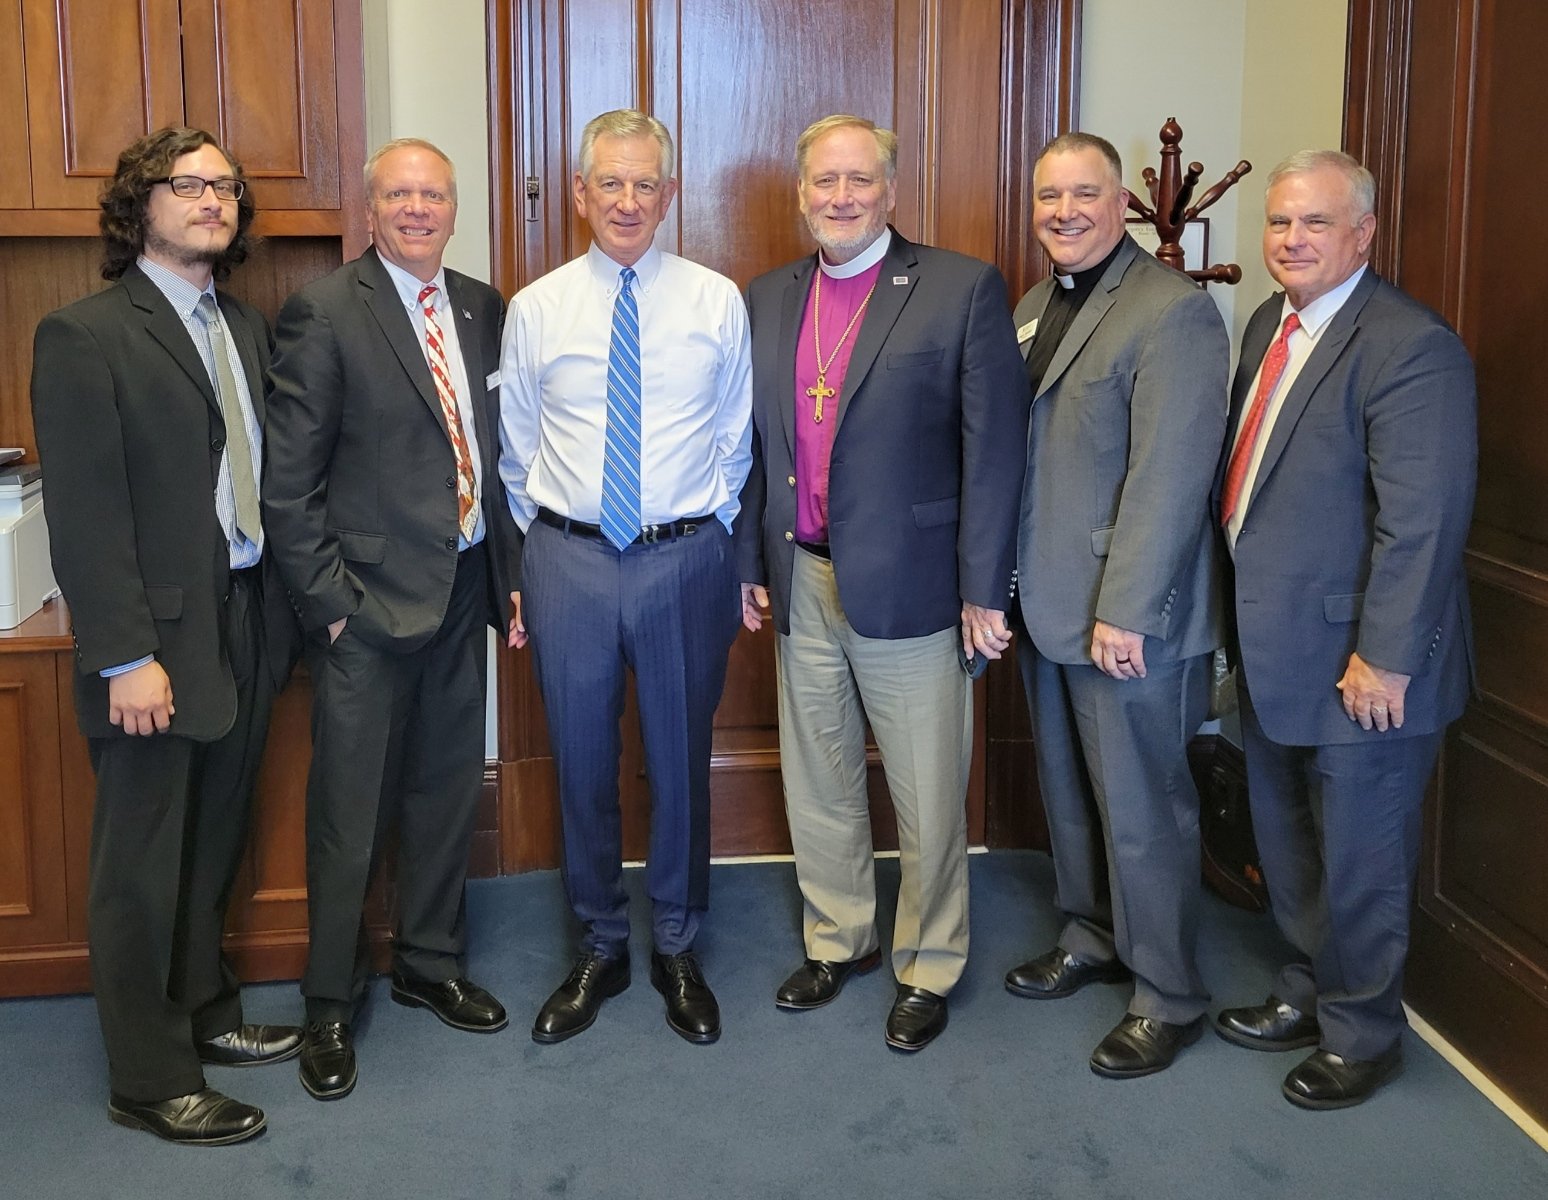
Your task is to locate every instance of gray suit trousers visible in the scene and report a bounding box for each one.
[1020,641,1212,1023]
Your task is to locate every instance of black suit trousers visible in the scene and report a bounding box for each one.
[86,569,274,1102]
[300,542,489,1022]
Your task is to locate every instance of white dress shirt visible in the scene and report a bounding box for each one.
[498,242,753,534]
[378,255,486,548]
[1225,265,1368,552]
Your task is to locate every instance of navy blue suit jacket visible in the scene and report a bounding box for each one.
[734,230,1029,639]
[1219,269,1477,745]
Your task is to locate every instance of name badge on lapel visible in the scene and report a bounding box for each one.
[1016,318,1039,345]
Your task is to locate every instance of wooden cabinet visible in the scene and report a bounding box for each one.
[3,0,366,243]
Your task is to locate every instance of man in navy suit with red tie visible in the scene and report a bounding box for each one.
[1213,150,1477,1109]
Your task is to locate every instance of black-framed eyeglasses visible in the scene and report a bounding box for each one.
[154,175,245,200]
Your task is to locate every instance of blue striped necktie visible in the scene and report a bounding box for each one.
[601,266,642,551]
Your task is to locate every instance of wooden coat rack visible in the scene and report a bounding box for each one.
[1125,118,1250,286]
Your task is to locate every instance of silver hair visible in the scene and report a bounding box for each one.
[795,115,898,181]
[578,109,675,181]
[1267,149,1375,217]
[363,138,458,203]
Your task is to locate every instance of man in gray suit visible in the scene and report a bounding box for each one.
[1005,132,1228,1078]
[1213,151,1475,1109]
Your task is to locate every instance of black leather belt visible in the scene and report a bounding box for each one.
[796,540,831,560]
[536,507,713,545]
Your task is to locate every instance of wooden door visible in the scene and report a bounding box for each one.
[180,0,345,215]
[1349,0,1548,1125]
[488,0,1078,867]
[20,0,185,209]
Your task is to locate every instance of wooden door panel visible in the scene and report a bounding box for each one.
[490,0,1076,863]
[1,0,31,208]
[181,0,341,211]
[21,0,184,209]
[1349,0,1548,1125]
[0,654,67,950]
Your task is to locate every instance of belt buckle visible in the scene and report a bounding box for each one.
[640,523,663,545]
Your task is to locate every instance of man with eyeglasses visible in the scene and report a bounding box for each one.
[265,139,521,1100]
[31,127,303,1145]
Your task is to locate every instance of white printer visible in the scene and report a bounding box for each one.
[0,461,59,629]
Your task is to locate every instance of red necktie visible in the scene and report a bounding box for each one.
[1220,312,1301,527]
[418,284,478,541]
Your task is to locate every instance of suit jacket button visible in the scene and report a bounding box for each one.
[211,436,225,451]
[787,475,796,486]
[784,531,794,542]
[446,536,457,550]
[446,476,456,488]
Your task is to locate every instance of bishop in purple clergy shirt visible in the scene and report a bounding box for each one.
[734,114,1029,1053]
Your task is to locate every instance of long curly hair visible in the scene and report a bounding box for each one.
[99,127,257,282]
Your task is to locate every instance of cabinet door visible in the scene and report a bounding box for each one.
[0,652,69,955]
[180,0,342,212]
[1,0,31,209]
[21,0,185,209]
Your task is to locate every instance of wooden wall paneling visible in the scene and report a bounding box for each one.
[20,0,184,210]
[0,654,68,952]
[181,0,342,214]
[0,0,31,209]
[1348,0,1548,1126]
[0,238,105,458]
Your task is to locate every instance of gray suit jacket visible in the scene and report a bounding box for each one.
[1220,270,1476,745]
[1014,235,1229,665]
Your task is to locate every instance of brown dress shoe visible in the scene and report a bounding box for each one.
[109,1087,266,1146]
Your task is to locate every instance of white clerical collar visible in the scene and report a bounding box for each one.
[819,228,892,279]
[1282,264,1368,338]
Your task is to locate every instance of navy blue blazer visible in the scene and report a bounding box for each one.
[1219,269,1477,745]
[734,229,1029,640]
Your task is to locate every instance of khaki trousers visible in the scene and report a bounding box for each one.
[775,548,972,995]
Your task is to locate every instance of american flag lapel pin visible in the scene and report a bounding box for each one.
[461,308,473,320]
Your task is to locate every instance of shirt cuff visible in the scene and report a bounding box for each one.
[100,655,154,679]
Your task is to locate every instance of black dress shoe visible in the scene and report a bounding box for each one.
[1090,1013,1205,1078]
[1215,996,1321,1052]
[532,951,631,1044]
[298,1021,356,1101]
[1282,1046,1402,1110]
[650,950,721,1044]
[775,948,883,1010]
[109,1087,266,1146]
[1005,947,1131,999]
[885,986,948,1051]
[196,1023,304,1067]
[391,972,508,1032]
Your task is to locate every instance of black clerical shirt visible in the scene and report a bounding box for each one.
[1023,237,1126,395]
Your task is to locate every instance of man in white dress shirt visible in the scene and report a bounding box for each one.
[499,109,752,1046]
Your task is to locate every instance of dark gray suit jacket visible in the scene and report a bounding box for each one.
[1014,235,1229,665]
[263,247,519,650]
[734,229,1029,639]
[32,265,298,741]
[1220,269,1476,745]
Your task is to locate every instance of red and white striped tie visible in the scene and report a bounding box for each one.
[419,284,477,542]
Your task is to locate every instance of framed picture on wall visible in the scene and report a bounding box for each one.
[1127,218,1209,273]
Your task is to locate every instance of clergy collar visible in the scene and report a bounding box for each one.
[819,228,892,279]
[1052,235,1125,291]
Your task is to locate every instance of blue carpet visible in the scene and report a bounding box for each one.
[1,852,1544,1199]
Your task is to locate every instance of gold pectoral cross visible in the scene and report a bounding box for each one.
[806,374,836,423]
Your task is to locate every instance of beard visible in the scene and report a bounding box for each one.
[144,224,233,269]
[805,211,887,263]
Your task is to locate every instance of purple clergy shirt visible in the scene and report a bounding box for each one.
[794,260,885,543]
